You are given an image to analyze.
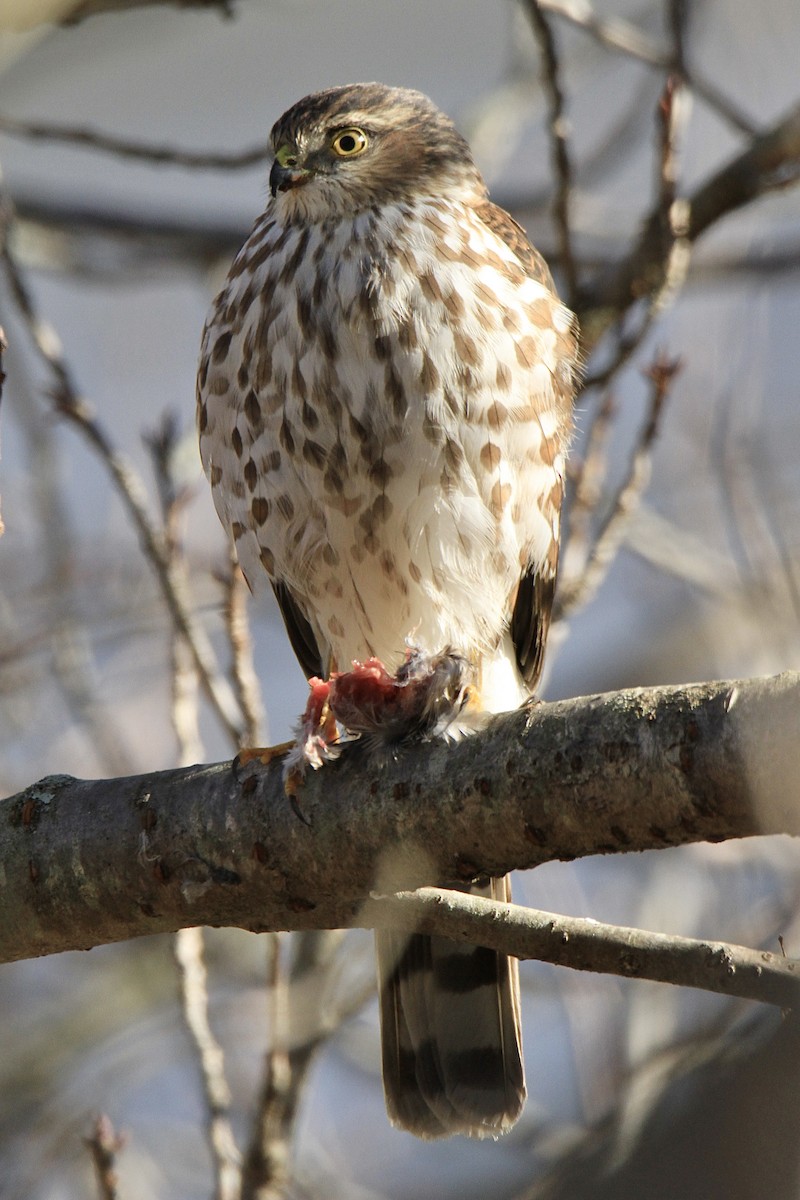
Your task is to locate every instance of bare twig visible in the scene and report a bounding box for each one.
[581,100,800,352]
[560,66,689,605]
[0,324,6,407]
[537,0,758,135]
[666,0,689,77]
[0,112,270,171]
[687,99,800,239]
[147,415,242,1200]
[61,0,234,23]
[0,324,6,538]
[523,0,579,305]
[0,205,245,744]
[84,1114,126,1200]
[557,351,679,618]
[539,0,666,65]
[0,197,136,771]
[174,929,242,1200]
[241,934,291,1200]
[242,929,364,1199]
[559,388,615,591]
[145,412,205,767]
[222,550,267,750]
[365,887,800,1010]
[581,73,691,387]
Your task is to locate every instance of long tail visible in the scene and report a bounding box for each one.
[376,875,526,1139]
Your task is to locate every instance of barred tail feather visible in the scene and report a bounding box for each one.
[377,875,525,1139]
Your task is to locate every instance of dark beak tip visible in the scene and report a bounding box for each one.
[269,160,309,198]
[268,160,283,198]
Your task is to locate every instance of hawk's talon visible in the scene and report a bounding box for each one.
[233,740,295,776]
[284,770,312,824]
[522,694,543,730]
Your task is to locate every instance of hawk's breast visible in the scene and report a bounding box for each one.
[198,198,576,674]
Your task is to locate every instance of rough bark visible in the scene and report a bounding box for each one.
[2,672,798,967]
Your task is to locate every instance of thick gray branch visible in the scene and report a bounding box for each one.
[1,672,798,966]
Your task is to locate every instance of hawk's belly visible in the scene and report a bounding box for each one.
[199,203,573,674]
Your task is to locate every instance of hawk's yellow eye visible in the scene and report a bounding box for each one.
[275,144,299,168]
[331,128,368,157]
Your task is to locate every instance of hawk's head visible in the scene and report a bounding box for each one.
[268,83,486,217]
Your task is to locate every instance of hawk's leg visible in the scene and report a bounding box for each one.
[234,741,295,770]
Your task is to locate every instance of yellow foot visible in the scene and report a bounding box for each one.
[234,740,295,770]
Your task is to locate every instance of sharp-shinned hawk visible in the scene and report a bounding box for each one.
[197,82,579,1139]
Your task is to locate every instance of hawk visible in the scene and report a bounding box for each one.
[198,83,578,1139]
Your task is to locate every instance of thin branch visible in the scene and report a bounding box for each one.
[145,413,205,767]
[84,1114,126,1200]
[666,0,690,78]
[559,388,615,592]
[2,671,799,963]
[557,351,678,618]
[523,0,579,306]
[222,551,267,750]
[149,420,322,1197]
[0,112,270,172]
[242,930,367,1200]
[538,0,666,65]
[0,200,245,744]
[687,99,800,238]
[241,934,292,1200]
[9,195,244,277]
[174,928,242,1200]
[581,72,691,387]
[0,324,6,538]
[537,0,758,135]
[580,99,800,352]
[61,0,234,22]
[1,198,135,773]
[0,324,6,407]
[147,415,242,1200]
[366,887,800,1010]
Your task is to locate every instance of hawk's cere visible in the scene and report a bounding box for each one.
[198,82,579,1139]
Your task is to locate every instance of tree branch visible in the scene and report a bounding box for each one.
[557,350,678,620]
[84,1114,126,1200]
[1,672,798,967]
[523,0,579,307]
[366,888,800,1010]
[0,196,246,744]
[0,112,270,172]
[580,100,800,350]
[537,0,758,135]
[61,0,234,22]
[173,927,242,1200]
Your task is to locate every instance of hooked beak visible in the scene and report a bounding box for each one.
[269,159,311,197]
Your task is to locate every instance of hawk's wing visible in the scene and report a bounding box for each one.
[473,200,575,692]
[474,201,557,290]
[510,570,557,693]
[272,581,325,680]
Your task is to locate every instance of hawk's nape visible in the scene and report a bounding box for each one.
[197,82,578,1138]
